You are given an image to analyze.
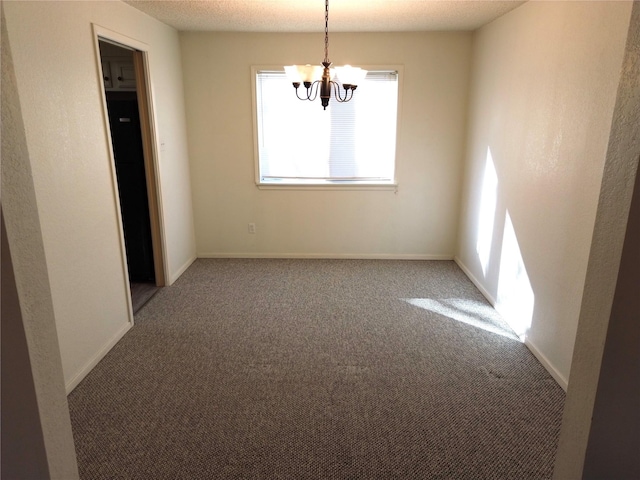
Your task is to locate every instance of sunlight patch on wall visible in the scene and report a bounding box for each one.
[475,147,498,277]
[402,298,520,341]
[495,212,535,340]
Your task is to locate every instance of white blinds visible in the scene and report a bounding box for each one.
[255,70,398,184]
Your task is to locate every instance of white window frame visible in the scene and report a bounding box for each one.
[251,65,403,190]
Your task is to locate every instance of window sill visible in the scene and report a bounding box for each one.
[256,183,398,191]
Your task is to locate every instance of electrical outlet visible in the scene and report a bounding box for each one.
[248,223,256,234]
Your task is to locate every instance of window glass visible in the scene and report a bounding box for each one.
[254,70,399,185]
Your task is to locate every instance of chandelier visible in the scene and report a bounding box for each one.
[284,0,367,110]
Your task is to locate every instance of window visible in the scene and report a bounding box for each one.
[253,68,399,187]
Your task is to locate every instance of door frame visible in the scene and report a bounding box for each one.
[92,25,167,319]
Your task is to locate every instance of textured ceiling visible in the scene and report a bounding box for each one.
[123,0,526,32]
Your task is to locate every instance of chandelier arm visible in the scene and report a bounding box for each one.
[292,86,325,103]
[344,88,354,102]
[331,81,347,102]
[307,81,321,101]
[293,82,320,101]
[331,82,356,103]
[295,87,309,101]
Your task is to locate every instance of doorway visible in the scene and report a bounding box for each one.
[98,39,164,313]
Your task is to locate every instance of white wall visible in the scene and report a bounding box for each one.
[555,2,640,476]
[180,32,471,258]
[456,1,633,387]
[1,8,78,475]
[3,0,196,390]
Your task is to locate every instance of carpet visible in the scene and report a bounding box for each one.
[68,259,565,479]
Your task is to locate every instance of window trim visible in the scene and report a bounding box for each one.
[251,65,403,190]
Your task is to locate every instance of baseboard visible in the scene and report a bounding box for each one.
[524,338,568,391]
[65,321,132,394]
[169,254,197,285]
[453,256,567,391]
[453,256,497,305]
[197,252,454,260]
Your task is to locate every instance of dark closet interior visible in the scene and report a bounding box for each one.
[105,91,155,282]
[99,40,158,312]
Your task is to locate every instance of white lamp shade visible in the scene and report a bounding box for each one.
[284,66,302,83]
[352,67,368,85]
[335,65,368,86]
[297,64,323,83]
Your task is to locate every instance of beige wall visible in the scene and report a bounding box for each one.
[456,0,633,387]
[555,2,640,476]
[1,7,78,475]
[3,0,196,390]
[180,32,471,258]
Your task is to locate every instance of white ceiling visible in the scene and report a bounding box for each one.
[123,0,526,33]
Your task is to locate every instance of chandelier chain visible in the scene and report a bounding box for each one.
[324,0,330,64]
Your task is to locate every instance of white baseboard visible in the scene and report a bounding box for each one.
[65,321,132,394]
[64,253,197,394]
[197,252,454,260]
[525,338,568,391]
[169,254,197,285]
[453,256,497,305]
[453,257,567,391]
